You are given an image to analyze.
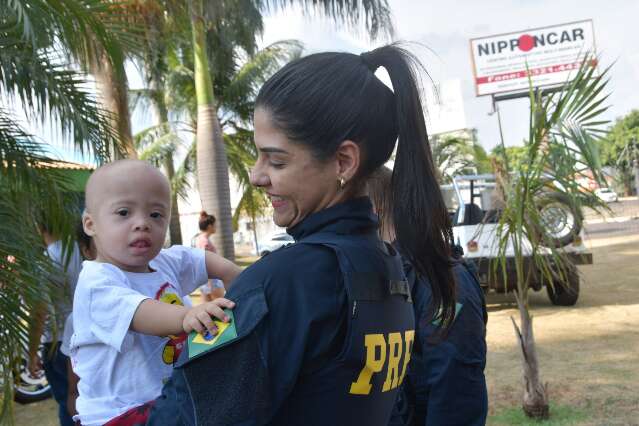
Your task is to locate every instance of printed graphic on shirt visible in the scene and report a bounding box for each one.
[188,309,237,359]
[349,329,415,395]
[431,302,464,326]
[155,283,187,365]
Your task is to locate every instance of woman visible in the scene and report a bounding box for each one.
[370,167,488,426]
[148,44,456,426]
[194,211,226,301]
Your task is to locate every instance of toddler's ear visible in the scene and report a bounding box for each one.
[82,211,96,237]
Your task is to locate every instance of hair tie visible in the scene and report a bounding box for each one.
[360,52,378,72]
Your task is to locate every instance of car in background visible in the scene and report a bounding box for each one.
[257,232,294,257]
[595,187,618,203]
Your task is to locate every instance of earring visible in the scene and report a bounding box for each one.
[338,177,346,189]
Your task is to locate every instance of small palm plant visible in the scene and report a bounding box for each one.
[492,58,611,418]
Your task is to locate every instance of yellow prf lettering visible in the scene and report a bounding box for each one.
[397,330,415,386]
[382,332,403,391]
[349,334,386,395]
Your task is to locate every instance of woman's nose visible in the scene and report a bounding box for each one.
[250,166,270,187]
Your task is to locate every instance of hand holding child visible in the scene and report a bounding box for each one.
[183,298,235,335]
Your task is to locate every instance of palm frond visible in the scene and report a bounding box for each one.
[221,40,302,121]
[0,46,117,161]
[258,0,394,40]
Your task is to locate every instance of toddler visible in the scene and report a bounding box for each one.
[70,160,240,425]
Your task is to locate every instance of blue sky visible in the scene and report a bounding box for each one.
[26,0,639,161]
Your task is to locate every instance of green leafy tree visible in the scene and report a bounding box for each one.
[598,110,639,195]
[0,0,125,421]
[432,136,492,180]
[490,145,529,172]
[492,60,610,419]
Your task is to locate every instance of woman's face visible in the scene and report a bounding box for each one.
[250,108,344,228]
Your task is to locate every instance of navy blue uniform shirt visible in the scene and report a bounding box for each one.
[149,197,407,425]
[390,257,488,426]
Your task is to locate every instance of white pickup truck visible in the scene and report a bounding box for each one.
[442,174,593,306]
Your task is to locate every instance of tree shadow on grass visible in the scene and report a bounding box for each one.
[489,404,588,426]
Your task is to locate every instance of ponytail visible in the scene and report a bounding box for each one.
[362,45,456,330]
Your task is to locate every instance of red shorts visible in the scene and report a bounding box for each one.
[103,400,155,426]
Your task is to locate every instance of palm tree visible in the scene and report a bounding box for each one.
[189,0,394,260]
[134,41,302,246]
[1,0,125,421]
[491,59,610,419]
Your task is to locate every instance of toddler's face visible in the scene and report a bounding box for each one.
[84,163,170,272]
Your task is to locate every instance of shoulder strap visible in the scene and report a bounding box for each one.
[298,232,411,303]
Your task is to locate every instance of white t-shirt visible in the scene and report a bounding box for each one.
[70,245,208,426]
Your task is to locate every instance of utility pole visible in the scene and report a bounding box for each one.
[633,159,639,198]
[489,95,509,172]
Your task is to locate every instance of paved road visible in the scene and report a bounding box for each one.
[584,198,639,237]
[584,197,638,219]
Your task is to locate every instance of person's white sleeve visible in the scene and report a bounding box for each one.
[60,314,73,356]
[86,266,148,352]
[159,246,208,295]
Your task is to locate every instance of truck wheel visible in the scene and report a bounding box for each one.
[13,358,52,404]
[536,193,583,248]
[546,266,580,306]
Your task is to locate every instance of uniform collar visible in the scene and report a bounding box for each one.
[287,197,379,241]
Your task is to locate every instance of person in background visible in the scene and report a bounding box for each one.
[60,222,97,423]
[368,167,488,426]
[29,222,83,426]
[194,211,226,301]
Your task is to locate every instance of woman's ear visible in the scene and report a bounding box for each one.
[336,140,361,182]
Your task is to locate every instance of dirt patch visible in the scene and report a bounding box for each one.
[486,236,639,425]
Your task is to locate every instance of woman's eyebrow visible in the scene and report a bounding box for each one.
[259,147,289,154]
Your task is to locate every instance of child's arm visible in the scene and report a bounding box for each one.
[130,298,235,336]
[205,252,241,289]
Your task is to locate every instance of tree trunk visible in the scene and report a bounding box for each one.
[512,251,549,419]
[164,156,183,245]
[633,159,639,196]
[190,0,235,260]
[251,212,259,256]
[90,48,137,159]
[148,72,182,245]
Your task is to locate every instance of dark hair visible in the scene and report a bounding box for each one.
[198,211,216,231]
[256,44,456,329]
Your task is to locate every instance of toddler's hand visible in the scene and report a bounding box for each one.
[183,298,235,336]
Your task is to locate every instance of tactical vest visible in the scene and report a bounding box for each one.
[270,232,416,425]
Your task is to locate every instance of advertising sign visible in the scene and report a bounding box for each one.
[470,20,595,97]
